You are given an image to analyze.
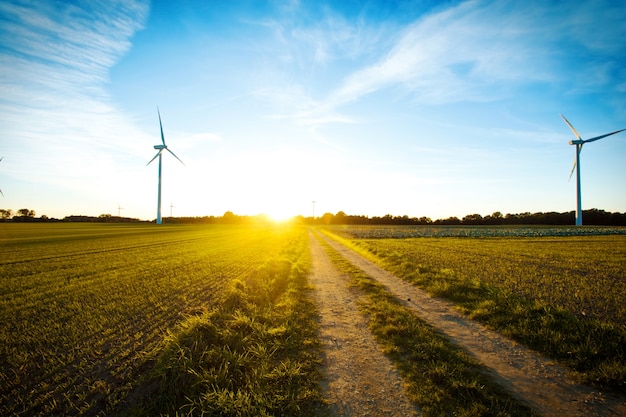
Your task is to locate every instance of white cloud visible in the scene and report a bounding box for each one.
[328,1,537,106]
[319,0,625,110]
[0,0,150,206]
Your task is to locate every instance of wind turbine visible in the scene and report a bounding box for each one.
[117,203,124,217]
[147,108,185,224]
[560,114,625,226]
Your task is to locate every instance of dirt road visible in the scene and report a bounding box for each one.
[309,231,420,416]
[309,231,626,417]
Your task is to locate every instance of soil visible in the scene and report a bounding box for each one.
[309,232,420,416]
[309,231,626,417]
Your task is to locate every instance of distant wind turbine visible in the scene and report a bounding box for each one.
[170,201,175,217]
[560,114,625,226]
[147,108,185,225]
[117,203,124,217]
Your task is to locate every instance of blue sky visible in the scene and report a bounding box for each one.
[1,0,625,221]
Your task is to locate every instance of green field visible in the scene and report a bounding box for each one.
[323,225,626,388]
[0,223,321,416]
[2,223,625,416]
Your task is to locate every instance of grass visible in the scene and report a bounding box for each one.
[0,223,324,416]
[316,233,537,417]
[125,228,325,416]
[322,226,626,390]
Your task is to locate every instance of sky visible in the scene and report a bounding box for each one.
[1,0,625,222]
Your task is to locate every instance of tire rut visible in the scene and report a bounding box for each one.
[316,231,626,417]
[309,232,420,416]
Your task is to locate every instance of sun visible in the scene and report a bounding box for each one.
[263,208,298,223]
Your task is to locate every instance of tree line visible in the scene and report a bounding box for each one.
[303,209,626,226]
[1,208,625,226]
[0,210,280,224]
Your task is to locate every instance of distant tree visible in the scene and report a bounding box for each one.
[439,216,461,225]
[381,214,394,225]
[321,212,334,224]
[462,213,483,224]
[222,211,236,223]
[17,208,35,217]
[0,208,12,219]
[333,211,346,224]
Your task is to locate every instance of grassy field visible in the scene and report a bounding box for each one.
[0,223,322,416]
[3,222,625,415]
[323,225,626,389]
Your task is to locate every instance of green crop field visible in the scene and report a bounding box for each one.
[323,225,626,389]
[0,222,321,416]
[3,222,626,416]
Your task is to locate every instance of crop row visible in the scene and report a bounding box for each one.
[333,225,626,238]
[0,223,304,416]
[129,226,323,416]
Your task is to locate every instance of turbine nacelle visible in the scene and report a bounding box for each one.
[569,140,584,145]
[154,144,167,150]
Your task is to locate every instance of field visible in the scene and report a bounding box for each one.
[0,223,321,416]
[324,225,626,388]
[2,222,626,416]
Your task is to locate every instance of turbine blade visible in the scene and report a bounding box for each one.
[0,189,3,197]
[568,157,577,181]
[146,150,162,166]
[583,128,626,143]
[166,148,185,165]
[560,114,582,140]
[157,107,166,146]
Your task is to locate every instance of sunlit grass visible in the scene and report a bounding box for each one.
[0,223,322,416]
[122,226,326,416]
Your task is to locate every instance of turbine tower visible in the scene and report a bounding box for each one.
[147,108,185,224]
[560,114,625,226]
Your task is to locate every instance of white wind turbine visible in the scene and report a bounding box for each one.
[560,114,625,226]
[147,108,185,224]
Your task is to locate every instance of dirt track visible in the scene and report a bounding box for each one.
[309,231,420,416]
[309,231,626,417]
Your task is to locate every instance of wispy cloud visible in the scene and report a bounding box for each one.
[0,0,150,183]
[328,0,552,107]
[285,0,625,123]
[1,0,148,94]
[248,3,394,127]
